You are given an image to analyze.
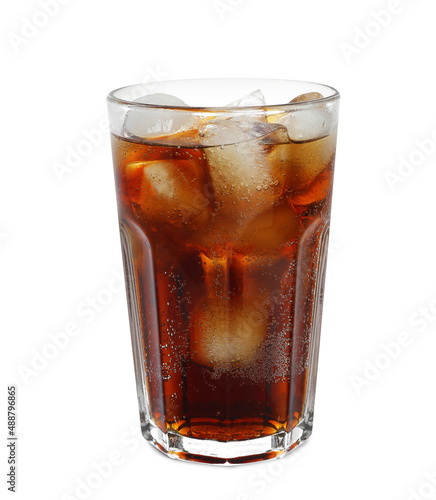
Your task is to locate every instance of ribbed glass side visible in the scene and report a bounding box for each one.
[303,225,330,423]
[119,218,331,465]
[119,222,151,431]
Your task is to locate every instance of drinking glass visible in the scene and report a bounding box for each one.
[107,79,340,464]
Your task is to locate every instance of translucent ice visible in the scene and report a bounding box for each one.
[290,92,324,103]
[190,298,267,367]
[273,92,337,143]
[226,89,266,107]
[135,93,187,106]
[236,201,301,250]
[137,159,209,229]
[123,93,196,139]
[270,131,337,191]
[199,119,290,223]
[290,167,333,206]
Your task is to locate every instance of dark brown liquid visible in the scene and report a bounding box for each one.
[112,125,335,442]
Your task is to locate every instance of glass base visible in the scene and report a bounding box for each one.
[141,416,313,465]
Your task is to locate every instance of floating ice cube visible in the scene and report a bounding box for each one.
[137,159,209,229]
[223,90,267,123]
[125,161,146,181]
[236,202,301,250]
[190,298,267,367]
[135,93,187,106]
[199,119,290,223]
[290,167,333,206]
[274,93,338,143]
[123,93,196,139]
[270,130,337,191]
[290,92,324,103]
[226,89,266,107]
[200,118,285,147]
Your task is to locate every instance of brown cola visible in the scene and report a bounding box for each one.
[111,112,336,460]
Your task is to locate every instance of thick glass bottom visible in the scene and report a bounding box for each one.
[142,416,312,465]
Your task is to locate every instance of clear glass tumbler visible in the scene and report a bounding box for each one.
[107,79,340,464]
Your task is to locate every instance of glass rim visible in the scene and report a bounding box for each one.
[107,78,340,112]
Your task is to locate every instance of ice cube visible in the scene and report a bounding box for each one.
[135,93,187,106]
[125,161,146,181]
[226,89,266,107]
[138,159,209,229]
[269,128,337,192]
[123,93,196,139]
[190,298,267,367]
[235,201,301,251]
[200,118,282,147]
[223,89,267,123]
[199,119,291,223]
[272,94,337,143]
[290,166,333,206]
[290,92,324,103]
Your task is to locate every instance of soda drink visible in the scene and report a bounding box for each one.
[108,80,340,464]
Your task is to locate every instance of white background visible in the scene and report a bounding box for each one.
[2,0,436,499]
